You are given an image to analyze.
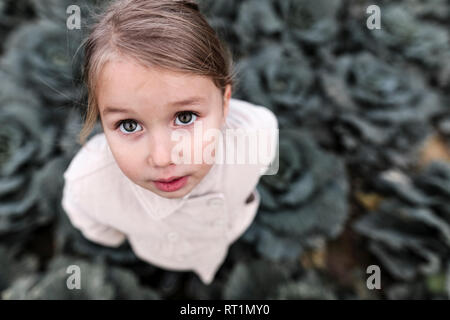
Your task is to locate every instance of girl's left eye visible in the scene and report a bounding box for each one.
[175,111,198,126]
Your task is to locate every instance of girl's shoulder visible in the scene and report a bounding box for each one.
[63,132,116,183]
[226,98,279,172]
[227,98,278,131]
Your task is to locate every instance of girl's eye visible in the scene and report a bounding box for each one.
[175,111,198,126]
[117,120,142,135]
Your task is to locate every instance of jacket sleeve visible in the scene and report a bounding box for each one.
[61,179,126,247]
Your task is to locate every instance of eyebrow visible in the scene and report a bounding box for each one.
[102,96,206,117]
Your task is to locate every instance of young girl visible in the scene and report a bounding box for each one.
[62,0,278,285]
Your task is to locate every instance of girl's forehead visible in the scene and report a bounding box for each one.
[96,58,221,111]
[100,58,186,81]
[99,57,215,90]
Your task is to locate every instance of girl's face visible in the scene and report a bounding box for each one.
[96,56,231,199]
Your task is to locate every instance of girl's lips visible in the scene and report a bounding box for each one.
[152,176,189,192]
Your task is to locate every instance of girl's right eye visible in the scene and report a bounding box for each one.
[116,120,142,135]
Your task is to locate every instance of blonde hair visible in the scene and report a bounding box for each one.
[78,0,236,145]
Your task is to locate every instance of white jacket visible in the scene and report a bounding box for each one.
[61,98,278,285]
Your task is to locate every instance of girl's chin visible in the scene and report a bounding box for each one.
[154,189,189,199]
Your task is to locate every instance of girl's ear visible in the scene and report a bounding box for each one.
[222,84,232,120]
[99,113,105,131]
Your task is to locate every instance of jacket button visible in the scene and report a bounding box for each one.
[207,197,224,207]
[167,232,178,242]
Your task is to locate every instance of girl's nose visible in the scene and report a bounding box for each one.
[147,129,174,168]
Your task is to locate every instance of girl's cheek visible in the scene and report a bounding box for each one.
[114,140,140,160]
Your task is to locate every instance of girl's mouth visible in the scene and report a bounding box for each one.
[152,176,189,192]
